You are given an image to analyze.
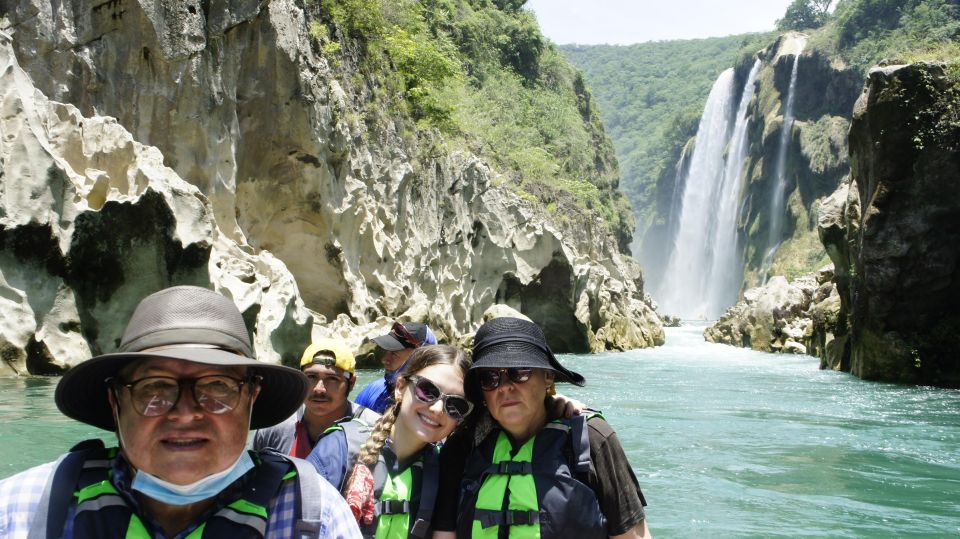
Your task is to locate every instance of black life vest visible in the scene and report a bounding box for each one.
[456,414,607,539]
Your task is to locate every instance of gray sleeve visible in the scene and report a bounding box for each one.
[253,413,298,454]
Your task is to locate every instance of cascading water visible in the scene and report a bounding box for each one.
[656,69,736,318]
[761,39,806,282]
[702,59,762,314]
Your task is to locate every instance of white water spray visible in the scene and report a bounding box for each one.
[657,62,765,319]
[657,69,736,318]
[761,39,806,282]
[703,59,762,314]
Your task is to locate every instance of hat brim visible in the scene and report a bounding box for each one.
[372,334,406,352]
[469,341,585,386]
[55,348,308,431]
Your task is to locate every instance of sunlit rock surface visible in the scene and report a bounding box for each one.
[0,0,663,374]
[704,266,838,356]
[0,33,311,376]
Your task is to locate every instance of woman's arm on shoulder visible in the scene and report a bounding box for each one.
[548,391,588,418]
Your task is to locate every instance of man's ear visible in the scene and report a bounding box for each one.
[107,387,124,447]
[247,377,262,406]
[347,376,357,394]
[107,386,119,421]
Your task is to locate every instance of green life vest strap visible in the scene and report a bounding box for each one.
[376,499,411,515]
[473,508,541,529]
[487,461,534,475]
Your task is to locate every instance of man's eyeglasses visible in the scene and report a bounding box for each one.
[390,322,421,349]
[407,375,474,422]
[478,368,534,392]
[108,374,261,416]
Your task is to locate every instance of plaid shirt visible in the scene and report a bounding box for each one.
[0,451,361,539]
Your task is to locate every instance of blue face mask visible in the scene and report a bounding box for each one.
[130,451,255,506]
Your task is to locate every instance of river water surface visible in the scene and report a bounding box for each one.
[1,323,958,537]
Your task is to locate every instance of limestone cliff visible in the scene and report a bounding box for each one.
[737,33,862,288]
[0,33,312,376]
[0,0,663,375]
[820,63,960,386]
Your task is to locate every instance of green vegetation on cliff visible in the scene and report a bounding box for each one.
[308,0,634,249]
[559,36,774,237]
[804,0,960,74]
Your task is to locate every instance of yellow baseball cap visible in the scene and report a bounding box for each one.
[299,337,356,378]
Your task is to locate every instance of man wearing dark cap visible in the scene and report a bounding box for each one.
[0,286,361,538]
[352,321,437,414]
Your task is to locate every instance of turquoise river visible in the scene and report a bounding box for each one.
[1,324,958,537]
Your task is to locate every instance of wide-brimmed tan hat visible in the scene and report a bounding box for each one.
[55,285,309,430]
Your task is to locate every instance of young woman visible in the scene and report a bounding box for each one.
[308,344,473,538]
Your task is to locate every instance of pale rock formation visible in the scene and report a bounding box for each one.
[482,304,530,323]
[0,0,663,370]
[704,266,839,356]
[0,32,311,376]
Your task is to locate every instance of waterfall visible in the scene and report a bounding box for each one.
[703,59,762,314]
[761,39,806,282]
[656,68,736,319]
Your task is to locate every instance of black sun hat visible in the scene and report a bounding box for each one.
[54,285,309,431]
[470,317,585,386]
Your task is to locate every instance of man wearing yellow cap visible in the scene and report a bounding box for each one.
[253,338,380,465]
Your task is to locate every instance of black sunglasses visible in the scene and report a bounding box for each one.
[108,374,261,417]
[407,375,473,422]
[478,368,534,392]
[390,322,422,349]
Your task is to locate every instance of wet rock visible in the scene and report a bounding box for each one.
[828,63,960,386]
[704,267,838,356]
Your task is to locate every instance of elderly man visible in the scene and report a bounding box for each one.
[253,338,379,489]
[353,321,437,413]
[0,286,360,539]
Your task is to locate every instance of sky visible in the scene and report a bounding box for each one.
[525,0,798,45]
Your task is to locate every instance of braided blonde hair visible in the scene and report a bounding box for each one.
[356,344,470,466]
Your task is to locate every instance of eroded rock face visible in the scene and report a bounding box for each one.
[0,34,311,376]
[0,0,663,373]
[704,266,838,356]
[827,63,960,386]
